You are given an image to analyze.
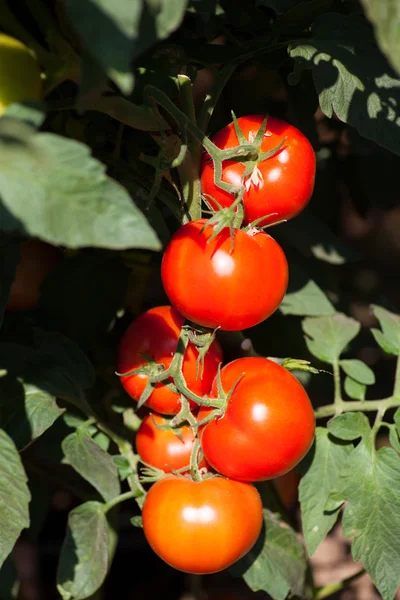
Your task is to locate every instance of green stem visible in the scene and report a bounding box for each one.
[177,74,197,153]
[315,395,400,419]
[315,569,365,599]
[104,490,141,514]
[333,358,342,407]
[393,355,400,399]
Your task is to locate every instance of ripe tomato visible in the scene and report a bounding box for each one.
[136,413,207,472]
[201,115,316,226]
[161,220,288,331]
[199,357,315,481]
[0,34,42,116]
[142,474,263,574]
[6,240,61,312]
[117,306,223,414]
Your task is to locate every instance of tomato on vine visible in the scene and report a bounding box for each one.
[0,34,42,116]
[199,357,315,481]
[161,219,288,331]
[136,413,207,473]
[201,115,316,226]
[142,474,263,574]
[117,305,223,415]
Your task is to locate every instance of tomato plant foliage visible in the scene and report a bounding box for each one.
[2,1,400,599]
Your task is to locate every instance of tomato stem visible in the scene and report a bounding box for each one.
[104,490,143,514]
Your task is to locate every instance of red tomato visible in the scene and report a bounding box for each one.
[199,357,315,481]
[201,115,316,226]
[117,306,223,415]
[142,474,263,574]
[6,240,61,312]
[136,413,207,473]
[161,220,288,331]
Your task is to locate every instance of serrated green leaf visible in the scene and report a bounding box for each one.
[344,376,367,401]
[0,122,161,251]
[64,0,188,94]
[57,501,109,600]
[299,428,353,555]
[130,515,143,528]
[340,359,375,385]
[337,442,400,600]
[0,375,64,450]
[361,0,400,75]
[113,455,134,482]
[280,277,335,317]
[0,429,30,568]
[62,430,120,502]
[327,412,371,441]
[371,305,400,356]
[302,313,360,364]
[92,431,110,452]
[230,510,307,600]
[0,329,94,407]
[289,13,400,157]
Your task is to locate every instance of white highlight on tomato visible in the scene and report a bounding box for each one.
[278,149,289,164]
[212,250,235,276]
[251,403,268,422]
[267,167,281,182]
[182,505,216,523]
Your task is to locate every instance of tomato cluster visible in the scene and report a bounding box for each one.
[117,115,316,575]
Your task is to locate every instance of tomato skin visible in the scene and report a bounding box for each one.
[201,115,316,226]
[136,413,207,472]
[161,220,288,331]
[142,474,263,574]
[0,34,42,116]
[117,306,223,415]
[6,240,61,312]
[199,357,315,481]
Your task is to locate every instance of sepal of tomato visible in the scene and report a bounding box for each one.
[136,413,207,473]
[161,220,288,331]
[201,115,316,226]
[199,357,315,481]
[142,474,263,574]
[117,305,223,414]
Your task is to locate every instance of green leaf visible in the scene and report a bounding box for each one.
[327,412,371,441]
[64,0,188,94]
[113,455,134,482]
[280,273,335,317]
[289,13,400,157]
[302,313,360,364]
[337,442,400,600]
[230,510,307,600]
[0,121,161,251]
[394,407,400,436]
[0,429,30,569]
[39,252,128,348]
[361,0,400,75]
[0,329,95,407]
[57,501,109,600]
[339,359,375,385]
[299,428,353,555]
[0,375,64,450]
[62,430,120,502]
[371,305,400,356]
[344,376,366,401]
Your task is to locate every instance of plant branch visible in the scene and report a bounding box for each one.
[104,490,142,514]
[315,395,400,419]
[315,568,366,599]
